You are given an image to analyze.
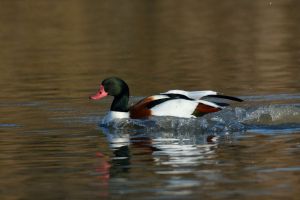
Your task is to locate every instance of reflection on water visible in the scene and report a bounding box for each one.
[100,106,300,199]
[0,0,300,200]
[97,97,300,199]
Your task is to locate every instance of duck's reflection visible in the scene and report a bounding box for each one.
[103,128,161,176]
[99,126,220,178]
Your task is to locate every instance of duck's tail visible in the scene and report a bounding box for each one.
[204,94,243,102]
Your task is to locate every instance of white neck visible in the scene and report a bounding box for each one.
[102,111,129,124]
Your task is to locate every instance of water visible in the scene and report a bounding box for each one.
[1,1,300,199]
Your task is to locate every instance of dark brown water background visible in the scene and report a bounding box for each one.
[0,1,300,200]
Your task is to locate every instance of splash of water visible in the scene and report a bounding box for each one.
[100,103,300,135]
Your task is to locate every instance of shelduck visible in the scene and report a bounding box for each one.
[89,77,243,123]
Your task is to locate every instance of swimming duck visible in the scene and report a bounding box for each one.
[89,77,243,123]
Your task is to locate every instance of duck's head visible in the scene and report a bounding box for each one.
[89,77,129,100]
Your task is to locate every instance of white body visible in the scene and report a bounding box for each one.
[151,99,199,118]
[102,90,220,123]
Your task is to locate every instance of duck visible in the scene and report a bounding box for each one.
[89,77,243,123]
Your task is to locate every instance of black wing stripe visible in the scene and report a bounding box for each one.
[162,93,193,100]
[205,95,243,102]
[213,102,230,107]
[146,94,194,109]
[146,98,172,109]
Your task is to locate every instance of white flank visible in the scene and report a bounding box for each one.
[102,111,129,124]
[150,99,199,118]
[162,90,217,100]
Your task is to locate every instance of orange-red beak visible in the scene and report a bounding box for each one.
[89,85,108,100]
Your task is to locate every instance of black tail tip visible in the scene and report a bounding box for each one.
[206,94,244,102]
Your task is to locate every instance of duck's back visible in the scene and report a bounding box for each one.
[129,91,223,119]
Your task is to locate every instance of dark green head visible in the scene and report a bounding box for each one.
[90,77,130,112]
[102,77,129,97]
